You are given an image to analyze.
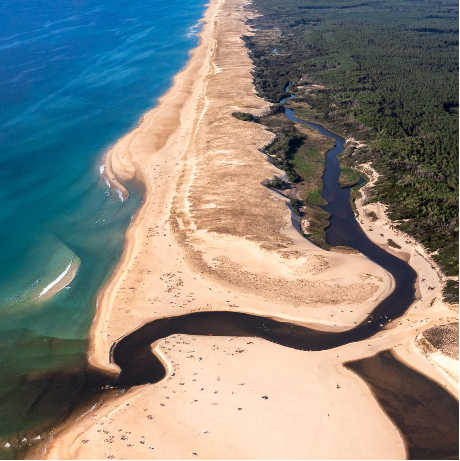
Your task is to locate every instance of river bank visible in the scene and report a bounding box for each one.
[354,161,459,391]
[39,0,457,459]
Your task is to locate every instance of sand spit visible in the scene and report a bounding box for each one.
[35,255,81,304]
[42,0,457,459]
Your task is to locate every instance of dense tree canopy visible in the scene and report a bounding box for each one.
[246,0,458,293]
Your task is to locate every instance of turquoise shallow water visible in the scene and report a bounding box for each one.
[0,0,206,448]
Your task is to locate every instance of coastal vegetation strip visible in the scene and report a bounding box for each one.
[253,107,334,246]
[244,0,459,299]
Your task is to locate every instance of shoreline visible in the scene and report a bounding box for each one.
[40,0,457,458]
[87,0,223,374]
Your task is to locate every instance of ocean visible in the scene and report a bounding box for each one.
[0,0,206,451]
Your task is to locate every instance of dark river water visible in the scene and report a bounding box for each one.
[5,89,458,460]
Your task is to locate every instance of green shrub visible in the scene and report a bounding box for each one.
[232,112,257,122]
[290,198,303,215]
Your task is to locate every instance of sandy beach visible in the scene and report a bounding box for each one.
[40,0,458,459]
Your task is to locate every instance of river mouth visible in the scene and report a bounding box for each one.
[7,89,458,460]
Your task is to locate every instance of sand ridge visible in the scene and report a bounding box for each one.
[41,0,458,459]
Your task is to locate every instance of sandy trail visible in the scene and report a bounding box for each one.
[42,0,458,459]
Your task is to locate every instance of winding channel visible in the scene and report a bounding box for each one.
[112,88,421,377]
[106,91,458,458]
[25,90,459,459]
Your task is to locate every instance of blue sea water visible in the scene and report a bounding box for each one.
[0,0,206,445]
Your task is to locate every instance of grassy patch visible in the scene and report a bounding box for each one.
[307,189,327,206]
[303,204,331,249]
[292,150,315,181]
[339,167,361,187]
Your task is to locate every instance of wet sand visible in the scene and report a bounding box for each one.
[41,0,458,459]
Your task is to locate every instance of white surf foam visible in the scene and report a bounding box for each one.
[38,258,74,297]
[187,22,202,37]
